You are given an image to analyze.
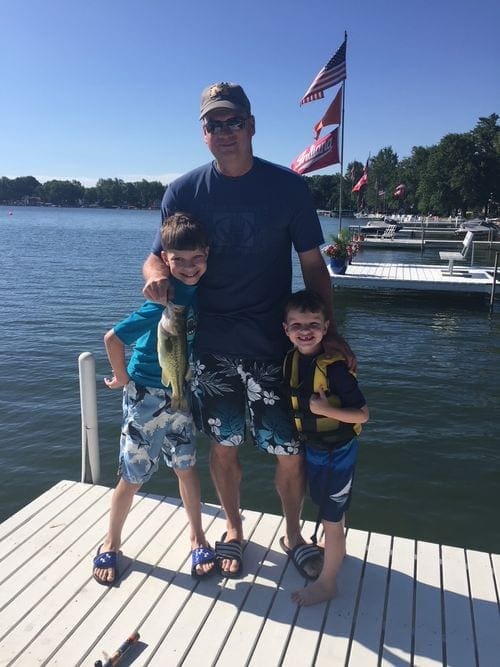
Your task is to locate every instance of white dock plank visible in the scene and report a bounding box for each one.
[381,536,415,666]
[441,545,475,667]
[466,549,500,667]
[414,540,443,667]
[313,527,369,666]
[347,531,392,666]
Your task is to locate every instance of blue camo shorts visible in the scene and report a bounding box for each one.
[305,437,359,523]
[190,353,301,455]
[118,380,196,484]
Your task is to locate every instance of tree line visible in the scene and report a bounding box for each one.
[2,114,498,216]
[0,177,165,209]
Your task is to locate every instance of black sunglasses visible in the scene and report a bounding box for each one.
[204,117,247,135]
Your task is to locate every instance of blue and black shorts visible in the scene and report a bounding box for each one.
[305,437,359,523]
[190,352,301,455]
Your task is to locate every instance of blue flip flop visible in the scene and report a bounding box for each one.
[93,544,119,586]
[191,545,216,580]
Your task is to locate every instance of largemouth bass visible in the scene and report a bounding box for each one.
[157,302,189,411]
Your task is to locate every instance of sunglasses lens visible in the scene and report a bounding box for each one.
[205,117,246,134]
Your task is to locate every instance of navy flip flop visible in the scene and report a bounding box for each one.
[92,544,119,586]
[215,532,243,579]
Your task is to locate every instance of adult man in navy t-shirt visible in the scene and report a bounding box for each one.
[143,82,354,579]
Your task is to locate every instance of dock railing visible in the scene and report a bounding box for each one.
[78,351,100,484]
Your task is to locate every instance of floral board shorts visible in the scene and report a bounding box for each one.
[305,437,359,523]
[118,380,196,485]
[190,353,301,455]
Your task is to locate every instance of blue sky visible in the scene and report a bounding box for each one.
[2,0,499,186]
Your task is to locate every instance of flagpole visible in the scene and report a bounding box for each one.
[338,31,347,231]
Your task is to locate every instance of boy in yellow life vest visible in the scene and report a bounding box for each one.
[283,289,369,606]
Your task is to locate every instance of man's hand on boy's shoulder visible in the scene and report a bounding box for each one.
[322,330,357,372]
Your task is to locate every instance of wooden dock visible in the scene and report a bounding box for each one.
[329,262,497,295]
[1,480,499,666]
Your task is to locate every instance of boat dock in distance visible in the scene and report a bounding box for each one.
[1,480,499,666]
[329,261,497,296]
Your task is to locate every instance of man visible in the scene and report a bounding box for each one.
[143,82,353,578]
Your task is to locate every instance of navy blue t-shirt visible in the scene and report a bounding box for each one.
[152,157,324,360]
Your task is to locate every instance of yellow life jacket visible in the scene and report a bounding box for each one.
[283,349,362,449]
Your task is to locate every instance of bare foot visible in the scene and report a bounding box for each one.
[291,578,338,606]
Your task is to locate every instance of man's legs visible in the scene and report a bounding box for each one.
[93,477,141,584]
[174,466,214,576]
[209,441,243,574]
[275,454,305,548]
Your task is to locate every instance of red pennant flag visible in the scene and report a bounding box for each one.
[394,183,406,198]
[313,86,342,140]
[291,129,340,175]
[352,160,369,192]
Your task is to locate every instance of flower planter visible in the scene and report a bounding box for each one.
[329,258,347,274]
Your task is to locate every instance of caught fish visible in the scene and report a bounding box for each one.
[157,302,189,411]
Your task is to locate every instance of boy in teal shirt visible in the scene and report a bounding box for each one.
[93,213,213,584]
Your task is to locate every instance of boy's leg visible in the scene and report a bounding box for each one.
[93,478,141,584]
[291,517,345,606]
[174,466,214,577]
[162,395,215,577]
[93,382,167,584]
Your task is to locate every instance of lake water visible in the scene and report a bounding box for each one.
[1,205,499,553]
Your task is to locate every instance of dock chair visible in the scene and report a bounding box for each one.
[439,231,474,275]
[381,224,397,239]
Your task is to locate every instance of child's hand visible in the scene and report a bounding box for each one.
[309,388,330,415]
[104,373,128,389]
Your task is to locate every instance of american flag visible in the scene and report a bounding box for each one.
[300,37,347,106]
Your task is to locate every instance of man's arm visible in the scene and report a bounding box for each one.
[298,247,357,370]
[142,253,171,304]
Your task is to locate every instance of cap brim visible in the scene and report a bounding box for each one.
[199,101,244,120]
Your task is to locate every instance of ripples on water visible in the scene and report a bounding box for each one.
[1,206,499,552]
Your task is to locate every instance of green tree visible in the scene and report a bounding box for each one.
[470,113,500,215]
[41,180,84,206]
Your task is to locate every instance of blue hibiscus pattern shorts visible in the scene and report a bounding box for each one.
[190,353,300,455]
[118,380,196,484]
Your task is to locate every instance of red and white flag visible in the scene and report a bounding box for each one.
[291,129,340,175]
[352,160,369,192]
[300,37,347,105]
[313,86,342,140]
[394,183,406,198]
